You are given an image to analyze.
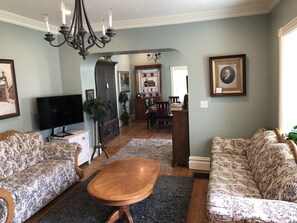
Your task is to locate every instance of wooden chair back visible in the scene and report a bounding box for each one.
[169,96,179,103]
[156,101,170,118]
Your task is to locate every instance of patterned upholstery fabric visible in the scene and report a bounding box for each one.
[0,132,80,223]
[260,143,297,202]
[207,129,297,222]
[246,129,278,177]
[0,132,44,179]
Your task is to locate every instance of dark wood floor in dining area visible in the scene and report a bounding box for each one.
[26,121,209,223]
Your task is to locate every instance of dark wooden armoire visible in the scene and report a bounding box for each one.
[95,60,119,143]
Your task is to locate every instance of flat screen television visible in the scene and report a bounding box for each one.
[36,94,84,136]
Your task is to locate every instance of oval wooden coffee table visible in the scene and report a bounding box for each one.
[87,158,160,223]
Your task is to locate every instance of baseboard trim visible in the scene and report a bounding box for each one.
[189,156,210,172]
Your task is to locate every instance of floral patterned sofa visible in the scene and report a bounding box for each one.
[207,128,297,222]
[0,130,84,223]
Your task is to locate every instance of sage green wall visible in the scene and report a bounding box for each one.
[269,0,297,129]
[0,22,62,133]
[59,15,272,157]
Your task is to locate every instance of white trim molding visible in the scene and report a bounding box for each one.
[278,17,297,38]
[0,10,59,34]
[0,0,280,34]
[189,156,210,172]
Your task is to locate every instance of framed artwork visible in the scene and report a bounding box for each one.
[118,71,130,92]
[135,64,162,98]
[85,89,94,101]
[209,54,246,96]
[0,59,20,120]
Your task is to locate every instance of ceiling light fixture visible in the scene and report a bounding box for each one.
[147,52,161,62]
[43,0,116,59]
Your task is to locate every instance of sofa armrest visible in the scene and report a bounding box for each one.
[212,137,250,156]
[43,142,84,179]
[231,196,297,222]
[0,188,14,223]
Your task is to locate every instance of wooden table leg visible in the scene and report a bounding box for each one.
[106,206,134,223]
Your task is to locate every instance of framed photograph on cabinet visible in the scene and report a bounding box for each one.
[135,64,162,98]
[118,71,130,92]
[0,59,20,120]
[209,54,246,96]
[85,89,94,101]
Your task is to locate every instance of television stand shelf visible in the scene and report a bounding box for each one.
[50,130,92,166]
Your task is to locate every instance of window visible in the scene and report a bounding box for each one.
[170,66,188,103]
[279,17,297,133]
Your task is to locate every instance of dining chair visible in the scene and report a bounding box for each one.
[169,96,179,103]
[144,98,155,129]
[155,101,172,132]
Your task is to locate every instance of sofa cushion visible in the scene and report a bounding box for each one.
[0,132,44,179]
[0,159,79,223]
[208,151,262,222]
[262,143,297,202]
[246,129,278,182]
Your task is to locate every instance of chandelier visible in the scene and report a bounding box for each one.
[43,0,116,59]
[147,52,161,62]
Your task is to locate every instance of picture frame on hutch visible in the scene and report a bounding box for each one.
[135,64,162,98]
[209,54,246,96]
[0,59,20,120]
[118,71,130,92]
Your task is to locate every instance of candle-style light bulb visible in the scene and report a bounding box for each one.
[44,12,51,33]
[108,8,112,28]
[102,19,106,35]
[61,1,66,25]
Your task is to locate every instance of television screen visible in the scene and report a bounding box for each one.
[36,94,84,131]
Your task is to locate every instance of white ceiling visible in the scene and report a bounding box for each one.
[0,0,280,33]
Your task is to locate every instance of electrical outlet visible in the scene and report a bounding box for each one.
[200,101,208,108]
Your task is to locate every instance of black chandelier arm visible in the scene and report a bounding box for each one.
[44,33,67,48]
[49,39,67,48]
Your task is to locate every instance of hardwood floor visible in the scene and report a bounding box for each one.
[26,121,209,223]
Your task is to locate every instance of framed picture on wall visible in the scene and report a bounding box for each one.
[118,71,130,92]
[0,59,20,120]
[85,89,94,101]
[135,64,162,98]
[209,54,246,96]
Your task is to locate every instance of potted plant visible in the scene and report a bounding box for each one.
[287,125,297,144]
[83,97,111,158]
[119,91,129,125]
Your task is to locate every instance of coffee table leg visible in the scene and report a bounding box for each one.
[106,206,134,223]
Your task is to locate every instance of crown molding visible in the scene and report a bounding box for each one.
[0,0,280,33]
[265,0,281,12]
[0,10,59,34]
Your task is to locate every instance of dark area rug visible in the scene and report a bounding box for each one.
[39,172,193,223]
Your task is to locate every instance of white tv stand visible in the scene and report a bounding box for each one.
[50,130,92,166]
